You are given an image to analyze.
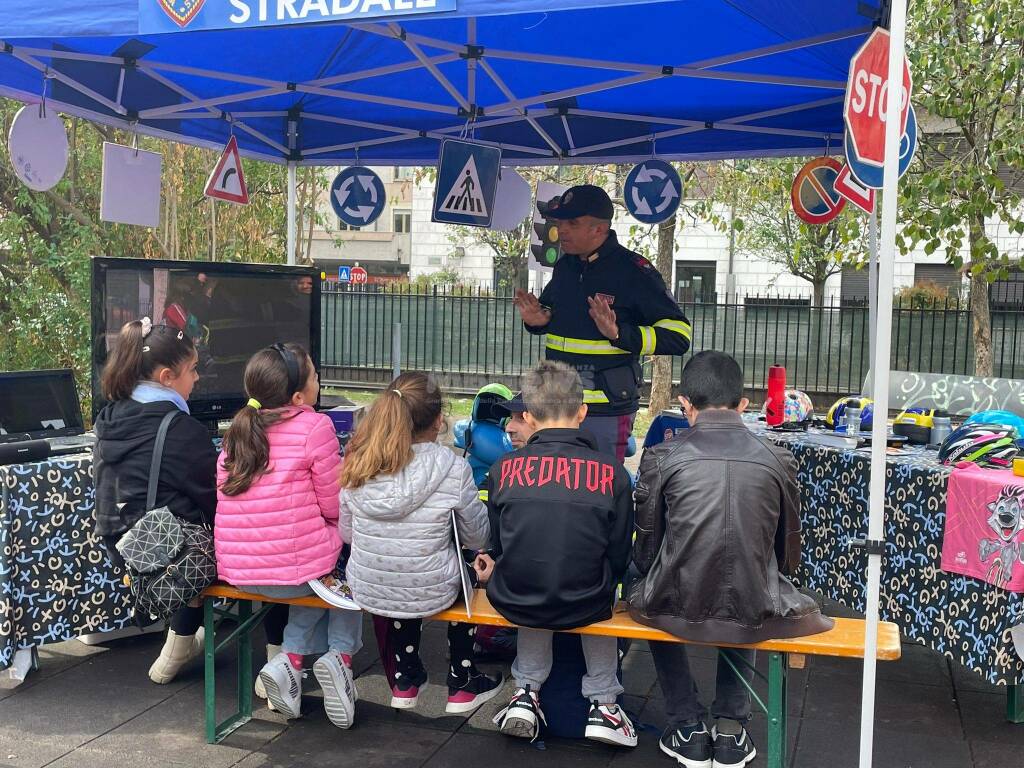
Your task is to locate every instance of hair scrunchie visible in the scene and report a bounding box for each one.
[392,389,403,399]
[247,398,262,409]
[139,316,153,337]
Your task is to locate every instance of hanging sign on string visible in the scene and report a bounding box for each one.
[624,159,682,225]
[9,105,68,192]
[790,157,847,225]
[205,135,249,205]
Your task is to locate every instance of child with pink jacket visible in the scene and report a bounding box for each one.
[214,343,361,730]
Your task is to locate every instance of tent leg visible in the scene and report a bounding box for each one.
[860,2,908,767]
[1008,685,1024,724]
[286,161,297,265]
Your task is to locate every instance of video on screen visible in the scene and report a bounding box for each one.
[99,266,313,401]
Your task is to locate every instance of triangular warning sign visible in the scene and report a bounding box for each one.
[204,135,249,205]
[438,154,489,218]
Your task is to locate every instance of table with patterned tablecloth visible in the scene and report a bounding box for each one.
[0,454,132,669]
[643,415,1024,717]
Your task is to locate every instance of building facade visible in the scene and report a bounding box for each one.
[310,170,1023,302]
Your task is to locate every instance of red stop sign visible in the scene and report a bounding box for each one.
[843,27,912,168]
[351,266,368,284]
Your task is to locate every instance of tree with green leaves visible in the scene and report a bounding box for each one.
[0,99,329,413]
[715,159,867,305]
[899,0,1024,375]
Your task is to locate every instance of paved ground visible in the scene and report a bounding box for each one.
[1,598,1022,768]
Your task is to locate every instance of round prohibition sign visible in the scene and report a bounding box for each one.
[790,157,847,225]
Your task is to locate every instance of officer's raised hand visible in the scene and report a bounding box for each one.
[514,289,551,327]
[587,294,619,341]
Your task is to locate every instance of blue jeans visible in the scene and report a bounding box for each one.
[246,584,363,657]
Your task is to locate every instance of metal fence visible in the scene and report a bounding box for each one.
[319,284,1024,398]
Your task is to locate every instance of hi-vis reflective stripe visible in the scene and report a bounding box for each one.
[583,389,610,404]
[546,334,629,356]
[639,326,656,355]
[653,318,693,339]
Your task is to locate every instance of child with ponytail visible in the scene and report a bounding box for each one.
[94,318,217,685]
[214,343,362,729]
[340,372,502,713]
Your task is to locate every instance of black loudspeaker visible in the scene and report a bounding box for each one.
[0,440,51,466]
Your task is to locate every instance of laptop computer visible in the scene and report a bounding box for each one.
[0,369,96,453]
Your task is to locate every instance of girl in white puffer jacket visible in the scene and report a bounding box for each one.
[340,372,503,714]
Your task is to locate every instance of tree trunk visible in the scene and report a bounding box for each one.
[648,215,678,415]
[968,217,993,376]
[812,279,825,307]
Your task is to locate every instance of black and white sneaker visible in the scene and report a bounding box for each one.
[659,720,713,768]
[712,725,757,768]
[492,686,545,741]
[585,702,638,748]
[446,671,504,714]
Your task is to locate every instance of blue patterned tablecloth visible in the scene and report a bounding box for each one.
[644,416,1024,685]
[0,455,132,669]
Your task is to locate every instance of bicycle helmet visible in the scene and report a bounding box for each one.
[938,424,1019,467]
[964,410,1024,439]
[763,389,814,423]
[827,396,874,429]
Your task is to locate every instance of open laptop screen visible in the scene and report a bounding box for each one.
[0,369,84,442]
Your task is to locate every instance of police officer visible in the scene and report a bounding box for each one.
[514,184,691,462]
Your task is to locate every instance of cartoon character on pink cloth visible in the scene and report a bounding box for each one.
[978,485,1024,588]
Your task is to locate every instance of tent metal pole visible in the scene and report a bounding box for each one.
[868,206,879,374]
[860,2,909,767]
[287,162,297,266]
[561,114,576,151]
[233,122,290,156]
[387,22,470,111]
[138,87,287,118]
[476,59,563,154]
[467,18,477,106]
[12,50,128,116]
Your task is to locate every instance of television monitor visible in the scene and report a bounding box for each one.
[91,257,320,422]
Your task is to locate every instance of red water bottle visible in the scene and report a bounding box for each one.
[766,365,786,427]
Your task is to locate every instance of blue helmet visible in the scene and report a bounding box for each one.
[965,410,1024,439]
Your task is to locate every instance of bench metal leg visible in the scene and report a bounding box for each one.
[767,652,788,768]
[717,649,787,768]
[204,599,218,744]
[1008,684,1024,724]
[203,597,268,744]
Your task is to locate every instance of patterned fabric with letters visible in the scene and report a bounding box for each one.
[1,456,131,669]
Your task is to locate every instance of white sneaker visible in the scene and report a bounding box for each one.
[493,686,545,742]
[585,701,638,748]
[148,628,204,684]
[307,574,361,610]
[255,644,281,712]
[259,653,303,719]
[313,651,357,729]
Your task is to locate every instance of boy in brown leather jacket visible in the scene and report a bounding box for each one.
[629,351,832,768]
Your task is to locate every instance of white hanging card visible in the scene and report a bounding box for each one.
[100,142,162,228]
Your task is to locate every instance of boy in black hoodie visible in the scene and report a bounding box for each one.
[486,360,636,747]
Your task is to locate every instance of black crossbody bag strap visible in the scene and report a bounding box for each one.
[145,411,179,511]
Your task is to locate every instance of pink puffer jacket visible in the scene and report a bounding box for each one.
[215,406,342,585]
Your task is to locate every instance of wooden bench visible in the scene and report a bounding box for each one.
[201,584,902,768]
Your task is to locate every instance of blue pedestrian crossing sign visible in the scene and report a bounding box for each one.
[624,159,682,225]
[338,265,352,283]
[432,139,501,227]
[331,167,386,228]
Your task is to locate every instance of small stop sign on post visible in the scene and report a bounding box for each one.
[350,266,368,285]
[844,27,912,168]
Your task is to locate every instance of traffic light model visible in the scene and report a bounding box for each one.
[531,218,560,268]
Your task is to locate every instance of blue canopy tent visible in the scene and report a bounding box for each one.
[0,3,914,767]
[0,1,878,166]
